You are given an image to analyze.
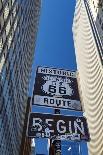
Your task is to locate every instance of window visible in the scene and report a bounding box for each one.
[0,0,3,10]
[0,55,5,72]
[3,4,9,20]
[6,20,10,36]
[11,0,15,6]
[14,18,17,32]
[99,18,101,25]
[101,23,103,30]
[13,5,16,18]
[0,38,3,54]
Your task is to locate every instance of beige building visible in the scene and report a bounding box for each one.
[73,0,103,155]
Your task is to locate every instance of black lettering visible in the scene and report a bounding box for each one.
[49,85,56,93]
[53,69,57,74]
[50,99,54,104]
[67,72,75,77]
[59,87,66,94]
[63,100,66,106]
[49,69,52,73]
[57,70,61,75]
[56,99,61,106]
[44,98,48,104]
[67,101,71,106]
[62,71,67,76]
[40,68,47,73]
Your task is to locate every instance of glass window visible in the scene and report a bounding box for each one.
[99,18,101,25]
[101,23,103,30]
[4,4,9,20]
[0,0,2,10]
[0,55,5,72]
[11,0,15,6]
[0,38,3,54]
[14,18,17,32]
[13,5,17,18]
[6,20,10,36]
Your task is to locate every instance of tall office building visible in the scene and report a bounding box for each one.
[0,0,41,155]
[73,0,103,155]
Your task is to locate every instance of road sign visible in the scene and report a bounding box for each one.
[27,113,89,141]
[32,66,82,111]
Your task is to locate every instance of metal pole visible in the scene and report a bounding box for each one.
[54,109,61,155]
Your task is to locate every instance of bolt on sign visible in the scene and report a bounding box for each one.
[27,113,90,141]
[32,66,82,111]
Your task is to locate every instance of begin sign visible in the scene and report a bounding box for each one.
[27,113,90,141]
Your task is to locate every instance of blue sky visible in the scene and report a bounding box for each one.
[29,0,88,154]
[33,0,76,69]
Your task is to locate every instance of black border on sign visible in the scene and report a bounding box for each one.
[32,102,82,111]
[27,112,90,142]
[32,66,82,111]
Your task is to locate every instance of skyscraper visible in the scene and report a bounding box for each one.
[73,0,103,155]
[0,0,41,154]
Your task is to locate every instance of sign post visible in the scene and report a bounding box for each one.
[27,66,90,154]
[54,140,61,155]
[54,109,61,155]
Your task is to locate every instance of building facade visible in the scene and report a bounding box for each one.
[0,0,41,155]
[73,0,103,155]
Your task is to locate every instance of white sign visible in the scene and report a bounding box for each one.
[37,66,76,77]
[34,95,81,110]
[32,66,82,111]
